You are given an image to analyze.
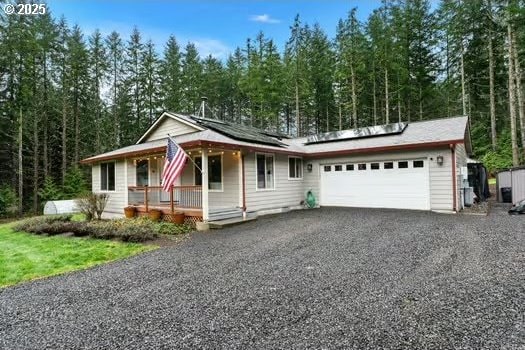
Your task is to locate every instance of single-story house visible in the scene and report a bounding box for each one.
[80,112,472,222]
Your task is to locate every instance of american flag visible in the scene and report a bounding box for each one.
[162,137,188,192]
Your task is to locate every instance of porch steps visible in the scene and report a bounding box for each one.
[208,216,258,229]
[208,207,243,221]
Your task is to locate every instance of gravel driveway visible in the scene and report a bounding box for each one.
[1,206,525,349]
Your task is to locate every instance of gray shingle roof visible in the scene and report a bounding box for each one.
[81,115,469,163]
[292,116,469,154]
[192,116,287,147]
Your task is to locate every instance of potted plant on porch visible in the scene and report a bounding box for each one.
[124,206,136,218]
[169,211,185,224]
[148,208,162,221]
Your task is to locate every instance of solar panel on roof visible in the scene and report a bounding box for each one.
[305,122,408,145]
[193,118,286,147]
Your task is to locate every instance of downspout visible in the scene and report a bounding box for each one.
[451,144,457,212]
[241,153,247,218]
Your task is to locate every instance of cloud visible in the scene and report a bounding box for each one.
[189,38,231,60]
[250,14,280,24]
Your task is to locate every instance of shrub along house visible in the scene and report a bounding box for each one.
[80,112,472,223]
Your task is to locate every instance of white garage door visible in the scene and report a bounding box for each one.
[320,159,430,210]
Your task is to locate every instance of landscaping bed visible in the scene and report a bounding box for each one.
[13,214,193,243]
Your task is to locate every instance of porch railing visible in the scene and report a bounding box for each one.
[128,185,203,211]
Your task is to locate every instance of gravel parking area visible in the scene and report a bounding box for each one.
[1,206,525,349]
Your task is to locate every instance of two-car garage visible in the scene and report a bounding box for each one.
[301,116,470,213]
[319,159,431,210]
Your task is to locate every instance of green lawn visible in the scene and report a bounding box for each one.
[0,223,156,288]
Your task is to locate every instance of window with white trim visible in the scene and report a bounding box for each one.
[256,154,274,189]
[288,157,303,179]
[100,162,115,191]
[136,159,149,186]
[195,155,223,191]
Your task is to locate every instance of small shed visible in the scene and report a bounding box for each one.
[43,200,80,215]
[496,167,525,204]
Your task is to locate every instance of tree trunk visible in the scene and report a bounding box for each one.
[460,41,467,116]
[74,92,79,168]
[419,85,423,120]
[446,31,451,117]
[338,103,342,131]
[43,50,49,177]
[373,64,377,125]
[488,2,497,150]
[397,73,402,122]
[95,60,101,154]
[113,56,119,147]
[351,63,357,128]
[326,107,329,132]
[18,108,23,217]
[62,92,67,184]
[33,110,39,213]
[512,31,525,157]
[286,103,290,135]
[507,22,520,166]
[385,67,389,124]
[32,54,39,213]
[295,82,300,136]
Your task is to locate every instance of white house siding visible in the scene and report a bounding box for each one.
[92,163,100,192]
[244,152,305,213]
[209,152,240,209]
[303,147,455,212]
[92,160,127,214]
[127,159,136,187]
[180,160,194,185]
[145,117,198,142]
[455,143,468,210]
[181,152,240,209]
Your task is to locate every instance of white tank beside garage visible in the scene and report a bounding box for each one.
[43,200,80,215]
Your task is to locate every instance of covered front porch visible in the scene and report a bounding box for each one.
[126,147,245,222]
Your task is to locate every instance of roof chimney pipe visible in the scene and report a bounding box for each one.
[199,96,208,118]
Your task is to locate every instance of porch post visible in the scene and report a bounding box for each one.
[144,185,149,212]
[202,151,209,221]
[240,152,246,219]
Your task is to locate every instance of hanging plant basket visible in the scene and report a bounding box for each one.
[124,206,136,218]
[148,209,162,222]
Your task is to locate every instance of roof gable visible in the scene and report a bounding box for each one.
[136,111,204,144]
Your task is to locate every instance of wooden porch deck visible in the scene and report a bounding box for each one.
[134,204,203,218]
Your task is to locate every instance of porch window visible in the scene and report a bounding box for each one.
[136,159,149,186]
[194,155,223,191]
[256,154,274,190]
[100,162,115,191]
[288,157,303,179]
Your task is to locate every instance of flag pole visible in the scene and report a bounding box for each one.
[167,134,203,173]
